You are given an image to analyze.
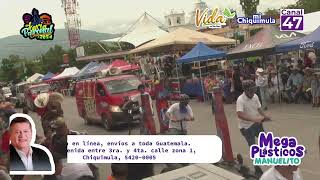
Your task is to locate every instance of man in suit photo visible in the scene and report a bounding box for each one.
[9,116,52,171]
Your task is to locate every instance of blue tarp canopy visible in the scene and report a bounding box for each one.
[42,72,55,80]
[276,26,320,52]
[177,42,226,64]
[73,61,103,79]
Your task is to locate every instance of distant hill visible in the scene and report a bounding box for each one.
[0,29,119,59]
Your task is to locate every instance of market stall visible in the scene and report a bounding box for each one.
[51,67,80,95]
[227,25,305,59]
[73,61,103,80]
[52,67,80,80]
[42,72,55,81]
[177,42,226,100]
[26,73,44,83]
[99,59,140,76]
[276,26,320,52]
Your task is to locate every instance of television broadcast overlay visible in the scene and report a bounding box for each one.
[9,113,55,175]
[67,135,222,163]
[1,0,320,179]
[250,132,306,166]
[280,9,304,31]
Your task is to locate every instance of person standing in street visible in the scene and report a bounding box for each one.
[286,67,304,103]
[34,92,64,138]
[165,94,194,135]
[255,68,268,110]
[236,80,271,176]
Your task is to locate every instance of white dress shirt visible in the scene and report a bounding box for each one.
[58,159,93,180]
[15,147,33,171]
[260,167,303,180]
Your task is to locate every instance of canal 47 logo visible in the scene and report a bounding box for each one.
[280,9,304,31]
[250,132,305,166]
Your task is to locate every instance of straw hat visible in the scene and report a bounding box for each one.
[256,68,264,75]
[34,93,49,108]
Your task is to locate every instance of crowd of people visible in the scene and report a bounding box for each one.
[203,52,320,110]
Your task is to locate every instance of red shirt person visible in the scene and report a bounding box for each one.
[154,78,170,133]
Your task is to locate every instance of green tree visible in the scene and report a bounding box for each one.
[24,60,43,78]
[264,8,280,19]
[67,48,87,69]
[80,41,109,56]
[240,0,260,17]
[285,0,320,13]
[0,55,24,82]
[41,45,66,73]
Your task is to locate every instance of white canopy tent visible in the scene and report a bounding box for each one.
[131,28,236,53]
[301,11,320,34]
[52,67,80,80]
[26,73,44,83]
[101,12,168,47]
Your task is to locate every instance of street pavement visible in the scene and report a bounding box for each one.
[23,97,320,180]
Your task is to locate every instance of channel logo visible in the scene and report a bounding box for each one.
[280,9,304,31]
[237,13,276,25]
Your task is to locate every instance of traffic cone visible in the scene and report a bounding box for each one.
[141,93,156,135]
[213,88,234,162]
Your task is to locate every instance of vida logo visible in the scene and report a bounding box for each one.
[195,8,235,29]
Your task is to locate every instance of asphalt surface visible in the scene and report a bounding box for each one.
[22,97,320,180]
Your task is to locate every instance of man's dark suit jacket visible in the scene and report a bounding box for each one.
[10,144,51,171]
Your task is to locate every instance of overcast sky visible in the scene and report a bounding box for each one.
[0,0,297,38]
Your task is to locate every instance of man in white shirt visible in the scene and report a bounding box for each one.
[236,80,271,176]
[165,94,194,135]
[260,166,303,180]
[9,117,51,171]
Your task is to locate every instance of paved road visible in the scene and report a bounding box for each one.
[25,97,320,180]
